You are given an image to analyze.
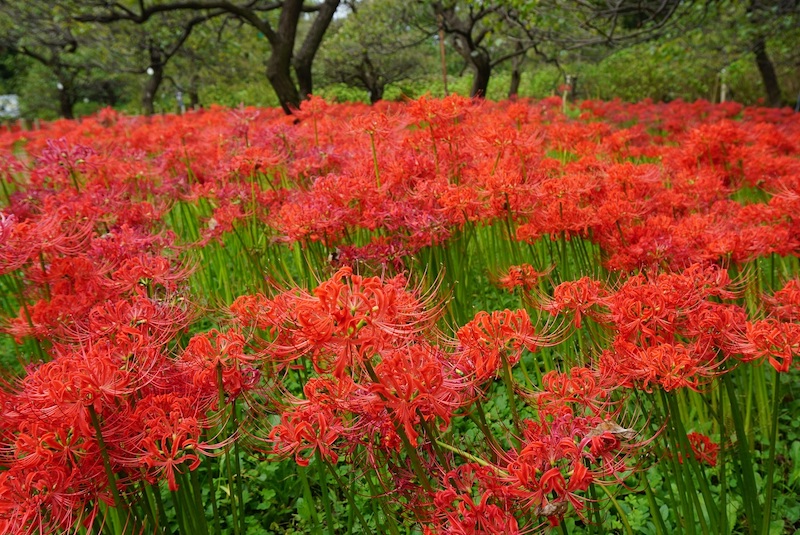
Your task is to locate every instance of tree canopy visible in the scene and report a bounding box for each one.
[0,0,796,117]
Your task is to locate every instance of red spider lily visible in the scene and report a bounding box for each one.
[534,367,615,417]
[685,432,719,467]
[541,277,607,329]
[407,94,473,127]
[682,301,747,358]
[269,406,344,466]
[734,318,800,373]
[428,490,521,534]
[499,412,635,525]
[600,340,721,392]
[85,296,191,348]
[426,463,520,535]
[334,238,409,273]
[32,138,96,190]
[110,254,193,296]
[7,421,101,474]
[368,342,468,447]
[764,279,800,321]
[496,263,548,294]
[236,267,443,377]
[0,463,103,535]
[456,309,543,382]
[179,329,259,400]
[110,393,221,491]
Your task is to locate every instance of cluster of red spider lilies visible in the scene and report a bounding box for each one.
[0,95,798,534]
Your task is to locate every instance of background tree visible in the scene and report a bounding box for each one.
[71,0,341,114]
[0,2,94,118]
[89,12,219,115]
[743,0,798,106]
[428,1,530,98]
[318,0,431,103]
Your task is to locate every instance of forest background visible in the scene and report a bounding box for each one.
[0,0,798,120]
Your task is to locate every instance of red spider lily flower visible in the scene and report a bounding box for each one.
[368,342,468,446]
[764,279,800,321]
[110,254,193,296]
[407,94,473,126]
[9,421,101,475]
[496,263,547,293]
[179,329,258,401]
[682,302,747,358]
[456,309,542,382]
[269,406,344,466]
[428,463,520,534]
[0,464,103,535]
[428,490,521,534]
[499,413,636,525]
[534,367,614,417]
[685,432,719,467]
[14,352,134,435]
[110,393,222,491]
[236,267,443,377]
[541,277,607,329]
[734,318,800,373]
[600,340,721,392]
[85,296,191,349]
[32,138,96,190]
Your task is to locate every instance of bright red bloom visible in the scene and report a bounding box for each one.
[686,432,718,467]
[269,406,344,466]
[456,309,541,382]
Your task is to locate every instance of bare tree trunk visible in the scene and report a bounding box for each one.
[294,0,339,99]
[508,66,522,100]
[753,36,782,107]
[266,0,303,113]
[508,43,524,100]
[437,12,449,96]
[471,55,491,98]
[294,62,313,100]
[369,85,384,104]
[142,64,163,116]
[58,86,74,119]
[267,54,301,114]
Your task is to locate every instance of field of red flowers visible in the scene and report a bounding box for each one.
[1,95,799,534]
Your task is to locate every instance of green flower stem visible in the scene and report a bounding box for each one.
[314,450,336,535]
[434,440,508,477]
[88,405,130,533]
[298,464,323,535]
[760,370,782,535]
[723,373,761,534]
[325,461,373,534]
[499,352,523,439]
[598,484,633,535]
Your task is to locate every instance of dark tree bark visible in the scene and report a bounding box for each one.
[188,74,200,108]
[265,0,303,113]
[508,69,521,100]
[508,43,525,99]
[266,52,301,114]
[470,53,491,97]
[100,81,120,106]
[369,85,384,104]
[753,36,782,107]
[142,63,164,116]
[57,82,75,119]
[142,42,165,116]
[294,0,339,99]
